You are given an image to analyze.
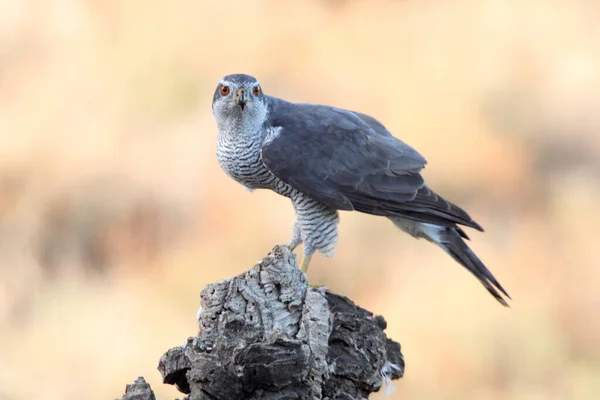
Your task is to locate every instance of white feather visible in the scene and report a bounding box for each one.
[390,217,444,243]
[380,361,403,396]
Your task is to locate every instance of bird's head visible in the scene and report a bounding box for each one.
[212,74,268,129]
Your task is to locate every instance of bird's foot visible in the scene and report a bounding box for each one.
[300,255,326,290]
[308,282,327,291]
[286,243,298,251]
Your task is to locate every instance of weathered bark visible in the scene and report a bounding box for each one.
[119,245,404,400]
[118,377,156,400]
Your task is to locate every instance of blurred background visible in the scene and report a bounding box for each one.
[1,0,599,399]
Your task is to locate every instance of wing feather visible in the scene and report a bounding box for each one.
[261,97,482,231]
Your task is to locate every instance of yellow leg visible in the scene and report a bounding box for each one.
[300,254,324,289]
[300,254,313,273]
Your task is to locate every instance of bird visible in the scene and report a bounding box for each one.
[212,73,510,306]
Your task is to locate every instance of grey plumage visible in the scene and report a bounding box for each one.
[212,73,510,306]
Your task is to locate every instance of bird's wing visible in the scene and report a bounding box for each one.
[262,99,482,231]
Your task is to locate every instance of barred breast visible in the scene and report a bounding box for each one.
[216,129,294,196]
[216,127,340,258]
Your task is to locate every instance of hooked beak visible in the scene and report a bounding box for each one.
[235,88,247,110]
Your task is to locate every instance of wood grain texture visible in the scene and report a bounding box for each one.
[120,245,403,400]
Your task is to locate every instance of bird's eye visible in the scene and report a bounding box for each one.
[253,86,261,95]
[220,85,230,95]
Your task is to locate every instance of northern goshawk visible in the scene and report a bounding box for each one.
[212,73,510,306]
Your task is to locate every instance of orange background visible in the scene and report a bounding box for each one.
[1,1,599,399]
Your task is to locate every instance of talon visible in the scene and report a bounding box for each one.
[308,283,326,290]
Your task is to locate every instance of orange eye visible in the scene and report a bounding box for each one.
[220,85,230,95]
[253,86,261,95]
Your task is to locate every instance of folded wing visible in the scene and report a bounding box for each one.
[261,100,482,231]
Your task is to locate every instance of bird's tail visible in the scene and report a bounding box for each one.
[391,217,510,306]
[432,227,511,306]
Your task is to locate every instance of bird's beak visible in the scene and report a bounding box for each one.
[235,88,247,110]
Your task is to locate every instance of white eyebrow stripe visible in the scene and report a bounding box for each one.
[218,78,261,87]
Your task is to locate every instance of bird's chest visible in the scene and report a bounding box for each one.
[216,134,271,189]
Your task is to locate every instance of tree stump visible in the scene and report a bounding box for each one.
[119,377,156,400]
[119,245,404,400]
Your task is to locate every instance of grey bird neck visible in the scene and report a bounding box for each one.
[215,96,280,193]
[214,99,270,144]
